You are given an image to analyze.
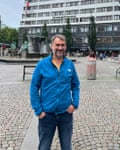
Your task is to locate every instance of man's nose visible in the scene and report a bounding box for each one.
[58,46,64,49]
[58,45,64,50]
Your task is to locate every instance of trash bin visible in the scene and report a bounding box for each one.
[87,57,96,80]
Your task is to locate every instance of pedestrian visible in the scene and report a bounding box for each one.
[30,34,80,150]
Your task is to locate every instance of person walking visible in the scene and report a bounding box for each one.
[30,34,80,150]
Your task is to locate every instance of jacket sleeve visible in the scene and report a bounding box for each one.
[30,62,43,116]
[71,62,80,109]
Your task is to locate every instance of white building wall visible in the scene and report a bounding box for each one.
[20,0,120,28]
[19,0,120,53]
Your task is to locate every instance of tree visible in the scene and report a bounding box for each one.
[0,29,6,43]
[22,30,28,42]
[0,27,18,44]
[63,18,73,53]
[88,16,97,53]
[41,23,48,41]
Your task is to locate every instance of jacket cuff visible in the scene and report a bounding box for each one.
[35,109,42,116]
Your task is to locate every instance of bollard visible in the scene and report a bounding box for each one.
[87,56,96,80]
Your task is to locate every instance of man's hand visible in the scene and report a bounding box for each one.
[67,105,75,113]
[38,112,46,119]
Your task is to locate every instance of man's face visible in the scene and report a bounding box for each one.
[50,37,66,59]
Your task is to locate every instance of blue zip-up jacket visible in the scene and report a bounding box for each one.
[30,55,80,116]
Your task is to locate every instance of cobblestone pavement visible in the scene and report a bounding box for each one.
[0,57,120,150]
[0,64,33,150]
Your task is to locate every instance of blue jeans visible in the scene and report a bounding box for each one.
[38,112,73,150]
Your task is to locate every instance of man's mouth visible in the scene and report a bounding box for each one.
[55,50,65,58]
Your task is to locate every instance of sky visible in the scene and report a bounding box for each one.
[0,0,24,28]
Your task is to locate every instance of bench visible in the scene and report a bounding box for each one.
[23,65,36,80]
[116,67,120,79]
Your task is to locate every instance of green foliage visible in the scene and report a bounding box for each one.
[23,31,28,42]
[63,18,73,51]
[41,23,48,40]
[88,16,97,52]
[0,27,18,44]
[0,29,6,43]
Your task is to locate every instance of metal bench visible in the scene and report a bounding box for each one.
[23,65,36,80]
[116,67,120,79]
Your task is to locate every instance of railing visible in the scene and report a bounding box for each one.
[23,65,36,80]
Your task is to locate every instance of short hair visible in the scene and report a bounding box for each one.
[51,34,66,44]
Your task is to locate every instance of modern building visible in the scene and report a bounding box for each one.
[19,0,120,54]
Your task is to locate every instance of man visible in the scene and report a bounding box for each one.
[30,34,80,150]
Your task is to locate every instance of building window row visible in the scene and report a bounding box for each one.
[23,13,120,25]
[114,6,120,11]
[80,7,114,14]
[96,16,113,21]
[80,17,89,22]
[66,10,79,15]
[27,2,79,10]
[52,11,64,17]
[81,0,113,5]
[97,36,120,44]
[37,20,49,24]
[38,12,50,17]
[96,7,113,12]
[66,1,79,7]
[20,23,120,36]
[22,14,120,24]
[80,8,95,14]
[30,0,50,2]
[52,3,64,8]
[114,15,120,20]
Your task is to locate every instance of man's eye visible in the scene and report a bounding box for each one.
[56,44,64,46]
